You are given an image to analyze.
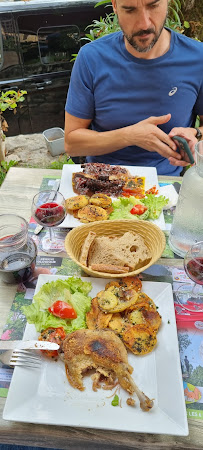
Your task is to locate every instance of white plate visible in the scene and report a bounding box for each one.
[3,275,188,436]
[59,165,166,230]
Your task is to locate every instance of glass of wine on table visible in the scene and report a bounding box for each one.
[176,241,203,312]
[32,190,66,254]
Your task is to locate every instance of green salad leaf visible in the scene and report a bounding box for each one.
[109,193,168,221]
[109,196,140,220]
[21,277,92,334]
[141,194,169,220]
[109,196,149,220]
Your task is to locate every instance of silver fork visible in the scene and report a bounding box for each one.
[0,349,41,368]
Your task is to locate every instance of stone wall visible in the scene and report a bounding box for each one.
[5,133,63,167]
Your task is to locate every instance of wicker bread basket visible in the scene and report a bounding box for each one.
[65,219,165,278]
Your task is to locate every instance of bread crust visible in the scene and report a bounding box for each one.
[80,231,96,266]
[90,264,129,274]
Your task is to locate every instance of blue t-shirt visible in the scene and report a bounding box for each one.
[65,29,203,175]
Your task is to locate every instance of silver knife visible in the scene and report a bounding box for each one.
[0,340,60,350]
[34,179,61,235]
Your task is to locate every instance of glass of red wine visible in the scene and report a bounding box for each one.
[32,190,66,254]
[176,241,203,312]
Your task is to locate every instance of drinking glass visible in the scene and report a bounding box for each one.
[0,214,37,284]
[176,241,203,312]
[32,190,66,254]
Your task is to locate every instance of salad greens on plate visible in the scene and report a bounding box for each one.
[22,277,92,334]
[109,194,169,221]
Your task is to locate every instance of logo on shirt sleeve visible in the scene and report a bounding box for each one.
[168,87,178,96]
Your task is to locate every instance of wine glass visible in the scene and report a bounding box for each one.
[176,241,203,312]
[32,190,66,254]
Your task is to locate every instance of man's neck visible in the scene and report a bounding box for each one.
[124,28,171,60]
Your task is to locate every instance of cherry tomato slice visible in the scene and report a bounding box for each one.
[48,301,77,319]
[130,204,148,215]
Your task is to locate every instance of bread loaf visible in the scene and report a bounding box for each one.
[88,232,151,271]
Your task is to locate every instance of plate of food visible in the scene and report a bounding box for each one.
[59,164,168,230]
[3,275,188,436]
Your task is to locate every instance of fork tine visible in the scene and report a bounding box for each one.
[12,349,41,360]
[9,360,40,368]
[9,349,41,368]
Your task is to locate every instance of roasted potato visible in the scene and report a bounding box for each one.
[122,324,157,355]
[89,193,112,208]
[125,307,161,331]
[108,313,129,335]
[126,292,157,311]
[65,195,89,211]
[141,309,162,332]
[105,276,142,292]
[97,285,138,313]
[77,204,109,222]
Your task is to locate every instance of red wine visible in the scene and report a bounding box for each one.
[35,202,65,227]
[186,258,203,285]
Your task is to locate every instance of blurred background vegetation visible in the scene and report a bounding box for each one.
[81,0,203,43]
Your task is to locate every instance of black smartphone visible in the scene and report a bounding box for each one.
[172,136,194,164]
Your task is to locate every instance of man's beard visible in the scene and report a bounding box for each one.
[119,16,167,53]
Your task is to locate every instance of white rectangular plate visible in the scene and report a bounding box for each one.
[3,275,188,436]
[59,165,166,230]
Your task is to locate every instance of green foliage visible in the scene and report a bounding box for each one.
[0,160,18,187]
[178,333,192,353]
[48,155,74,170]
[0,90,27,143]
[72,0,189,57]
[0,90,27,114]
[188,365,203,386]
[195,115,200,127]
[83,13,120,42]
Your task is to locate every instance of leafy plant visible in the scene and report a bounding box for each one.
[48,155,74,170]
[0,90,27,141]
[72,0,186,59]
[0,160,18,187]
[83,12,120,42]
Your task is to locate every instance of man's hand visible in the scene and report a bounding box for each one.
[125,114,182,161]
[168,127,197,167]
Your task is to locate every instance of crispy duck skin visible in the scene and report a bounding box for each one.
[62,329,154,412]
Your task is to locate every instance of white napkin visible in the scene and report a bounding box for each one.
[158,184,179,209]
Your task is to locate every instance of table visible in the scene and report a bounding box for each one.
[0,167,203,450]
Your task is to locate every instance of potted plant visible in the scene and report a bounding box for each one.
[0,89,27,161]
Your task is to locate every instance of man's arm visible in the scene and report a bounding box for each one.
[168,115,203,167]
[64,111,180,160]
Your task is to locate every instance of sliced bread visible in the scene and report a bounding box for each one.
[79,231,96,266]
[88,232,151,271]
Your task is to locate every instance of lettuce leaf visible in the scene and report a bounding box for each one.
[141,194,169,220]
[109,196,149,220]
[21,277,92,334]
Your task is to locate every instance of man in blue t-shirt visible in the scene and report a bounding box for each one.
[64,0,203,176]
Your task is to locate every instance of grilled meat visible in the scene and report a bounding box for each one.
[81,163,129,180]
[62,328,154,411]
[72,172,125,197]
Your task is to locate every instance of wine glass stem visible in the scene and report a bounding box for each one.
[48,227,54,243]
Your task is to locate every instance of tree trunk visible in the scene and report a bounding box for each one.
[182,0,203,40]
